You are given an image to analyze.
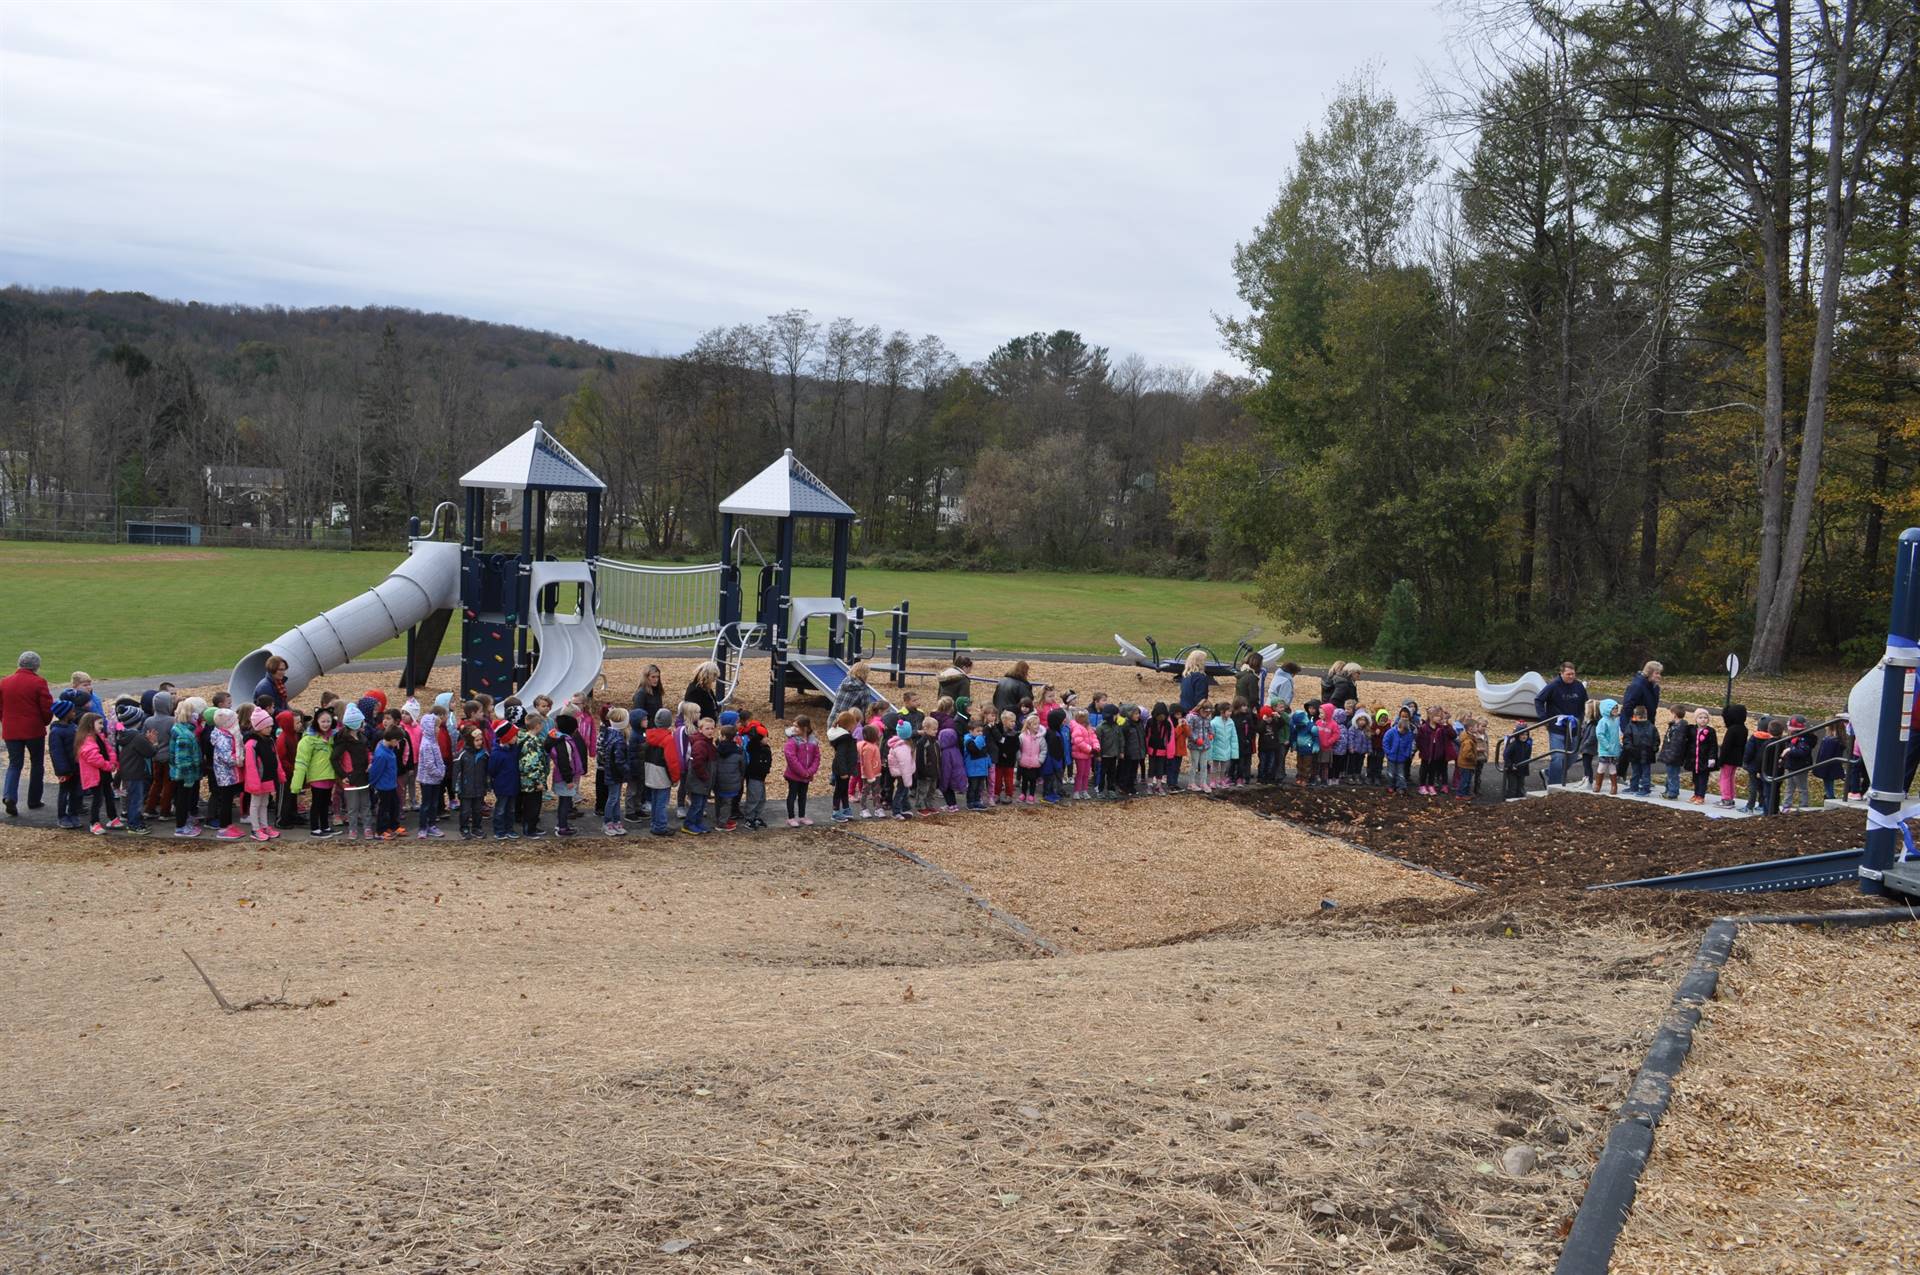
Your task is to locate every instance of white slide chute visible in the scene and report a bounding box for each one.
[228,540,461,705]
[516,560,606,705]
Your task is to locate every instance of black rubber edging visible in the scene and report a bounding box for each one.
[833,826,1067,958]
[1555,902,1919,1275]
[1215,794,1489,894]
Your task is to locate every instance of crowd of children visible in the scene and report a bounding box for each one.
[0,650,1874,841]
[1546,699,1868,813]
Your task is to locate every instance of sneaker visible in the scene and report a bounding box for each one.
[310,827,336,839]
[89,822,105,835]
[416,828,433,839]
[800,817,814,826]
[524,830,545,840]
[378,830,396,841]
[265,826,282,839]
[173,825,200,838]
[106,817,126,829]
[124,823,150,835]
[252,828,272,841]
[787,817,801,827]
[217,825,245,840]
[2,798,12,817]
[1689,795,1705,805]
[722,821,737,831]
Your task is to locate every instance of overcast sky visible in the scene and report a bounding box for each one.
[0,1,1448,371]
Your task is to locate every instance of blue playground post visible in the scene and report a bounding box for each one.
[1861,527,1920,895]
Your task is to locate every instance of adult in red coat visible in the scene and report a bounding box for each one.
[2,650,55,815]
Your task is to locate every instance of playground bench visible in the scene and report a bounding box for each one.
[901,629,971,660]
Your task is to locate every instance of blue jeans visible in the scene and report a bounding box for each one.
[1167,756,1183,790]
[493,795,513,836]
[1663,764,1683,798]
[1387,759,1410,792]
[685,792,709,832]
[1545,727,1572,785]
[600,779,624,822]
[891,782,912,816]
[1628,760,1650,794]
[124,779,148,828]
[4,736,45,807]
[650,786,671,834]
[1454,768,1472,797]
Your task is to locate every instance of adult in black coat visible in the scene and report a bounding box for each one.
[630,663,666,721]
[993,661,1035,717]
[1323,662,1359,709]
[1532,662,1589,785]
[1620,661,1663,725]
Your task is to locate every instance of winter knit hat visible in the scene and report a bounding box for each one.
[50,697,76,721]
[895,720,914,739]
[1375,709,1391,723]
[496,723,518,746]
[503,704,526,728]
[402,698,421,721]
[116,702,143,729]
[343,704,366,730]
[653,708,674,728]
[719,710,739,727]
[202,706,219,725]
[355,695,380,724]
[556,712,577,735]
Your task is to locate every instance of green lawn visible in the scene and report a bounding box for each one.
[0,542,1288,680]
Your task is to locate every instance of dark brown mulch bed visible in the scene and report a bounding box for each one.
[1221,783,1866,893]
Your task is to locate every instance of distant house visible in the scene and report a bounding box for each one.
[203,465,287,528]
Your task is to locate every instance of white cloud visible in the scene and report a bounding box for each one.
[0,0,1448,370]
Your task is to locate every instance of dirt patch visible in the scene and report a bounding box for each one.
[1222,783,1863,891]
[844,796,1468,952]
[0,816,1687,1273]
[1611,922,1920,1274]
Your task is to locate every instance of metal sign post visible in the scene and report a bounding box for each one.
[1723,652,1740,708]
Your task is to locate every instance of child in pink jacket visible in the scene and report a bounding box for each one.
[783,715,821,827]
[1069,709,1098,799]
[76,712,122,834]
[885,720,916,819]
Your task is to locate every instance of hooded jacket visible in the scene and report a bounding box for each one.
[488,737,521,798]
[686,732,716,796]
[292,724,338,791]
[1621,715,1659,764]
[963,729,993,778]
[120,726,160,784]
[597,722,631,783]
[1208,711,1238,762]
[1379,720,1416,764]
[1290,709,1317,754]
[1041,708,1068,776]
[368,740,399,791]
[1315,703,1341,753]
[77,730,117,790]
[1016,726,1045,769]
[1594,700,1623,759]
[644,725,682,790]
[712,735,745,795]
[1120,708,1146,761]
[937,727,966,791]
[244,731,281,795]
[169,719,202,786]
[783,732,821,784]
[418,720,448,786]
[1416,720,1458,765]
[332,729,373,789]
[886,732,917,784]
[1719,705,1749,769]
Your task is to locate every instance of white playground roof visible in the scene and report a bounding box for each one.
[460,422,606,492]
[719,449,856,520]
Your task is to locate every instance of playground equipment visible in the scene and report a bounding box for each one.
[230,433,917,716]
[1584,526,1920,902]
[230,423,608,706]
[711,450,916,718]
[1475,669,1548,719]
[1116,629,1282,678]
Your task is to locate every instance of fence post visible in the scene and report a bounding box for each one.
[1862,527,1920,894]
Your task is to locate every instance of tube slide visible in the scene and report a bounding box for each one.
[516,560,605,706]
[228,540,461,705]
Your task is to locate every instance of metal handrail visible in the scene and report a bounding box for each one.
[1756,715,1851,813]
[425,501,460,541]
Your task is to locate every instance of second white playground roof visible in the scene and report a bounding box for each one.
[460,422,606,492]
[719,449,857,520]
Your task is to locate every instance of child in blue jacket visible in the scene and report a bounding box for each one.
[370,729,401,838]
[1379,709,1416,793]
[48,697,82,828]
[963,722,993,810]
[487,726,521,839]
[1289,706,1318,784]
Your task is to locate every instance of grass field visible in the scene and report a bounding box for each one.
[0,541,1286,680]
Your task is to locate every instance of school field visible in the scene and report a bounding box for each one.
[0,541,1288,681]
